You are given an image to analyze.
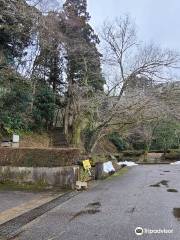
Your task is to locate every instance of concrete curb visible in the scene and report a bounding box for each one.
[138,162,172,165]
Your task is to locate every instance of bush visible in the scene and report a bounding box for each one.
[122,150,145,157]
[151,120,180,152]
[0,79,32,133]
[79,168,90,182]
[163,149,180,160]
[0,148,80,167]
[132,142,147,151]
[108,132,127,151]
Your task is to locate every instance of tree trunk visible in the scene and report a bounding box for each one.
[72,117,82,147]
[63,75,74,143]
[86,128,103,153]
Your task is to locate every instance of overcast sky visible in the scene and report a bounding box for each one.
[88,0,180,51]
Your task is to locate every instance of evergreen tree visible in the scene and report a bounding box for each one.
[63,0,105,91]
[0,0,34,65]
[32,12,65,94]
[0,77,32,132]
[33,83,56,130]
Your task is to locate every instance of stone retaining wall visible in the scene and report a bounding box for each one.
[146,152,163,163]
[0,166,79,189]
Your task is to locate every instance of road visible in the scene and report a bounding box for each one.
[5,165,180,239]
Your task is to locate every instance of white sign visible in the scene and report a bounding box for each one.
[13,134,20,143]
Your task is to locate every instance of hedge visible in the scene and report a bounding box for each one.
[163,150,180,160]
[0,147,80,167]
[122,150,145,157]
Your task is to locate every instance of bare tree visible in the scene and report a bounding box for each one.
[83,15,180,152]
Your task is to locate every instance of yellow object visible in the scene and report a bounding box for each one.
[83,160,91,170]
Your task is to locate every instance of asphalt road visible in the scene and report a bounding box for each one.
[11,165,180,240]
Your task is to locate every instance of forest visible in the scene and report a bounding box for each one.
[0,0,180,153]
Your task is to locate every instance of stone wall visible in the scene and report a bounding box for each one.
[145,152,163,163]
[0,166,79,189]
[0,147,80,189]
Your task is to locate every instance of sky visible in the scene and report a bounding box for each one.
[88,0,180,51]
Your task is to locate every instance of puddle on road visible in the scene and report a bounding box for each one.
[86,202,101,208]
[150,180,169,188]
[150,183,161,187]
[71,209,101,220]
[70,202,101,221]
[173,208,180,220]
[167,189,178,193]
[160,180,169,187]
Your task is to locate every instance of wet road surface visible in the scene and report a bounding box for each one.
[2,165,180,240]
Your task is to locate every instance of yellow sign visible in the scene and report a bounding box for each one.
[83,160,91,170]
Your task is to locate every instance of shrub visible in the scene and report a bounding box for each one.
[79,168,90,182]
[151,120,180,152]
[122,150,145,157]
[0,148,80,167]
[108,132,127,151]
[163,149,180,160]
[0,79,32,132]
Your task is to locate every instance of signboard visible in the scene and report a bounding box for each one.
[83,160,91,170]
[13,134,19,143]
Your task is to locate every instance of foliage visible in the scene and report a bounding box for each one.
[0,77,32,132]
[63,0,105,91]
[122,150,145,157]
[32,84,56,129]
[79,168,90,182]
[163,149,180,160]
[108,132,127,151]
[0,0,35,63]
[127,130,147,150]
[151,120,180,152]
[32,12,64,94]
[0,148,80,167]
[0,0,179,154]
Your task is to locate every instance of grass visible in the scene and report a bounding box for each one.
[108,167,128,179]
[0,181,51,192]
